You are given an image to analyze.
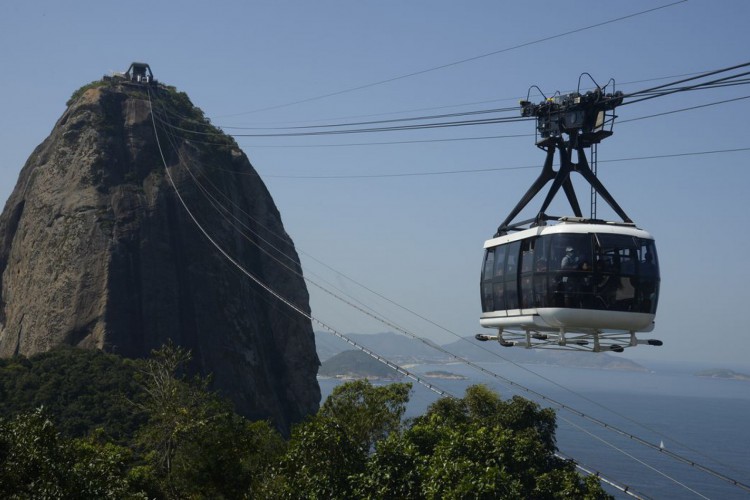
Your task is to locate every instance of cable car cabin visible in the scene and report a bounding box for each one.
[478,219,660,352]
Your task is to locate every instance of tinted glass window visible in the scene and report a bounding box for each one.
[635,238,659,313]
[504,241,521,309]
[493,245,507,278]
[520,238,536,274]
[481,232,659,315]
[482,249,495,281]
[549,234,592,273]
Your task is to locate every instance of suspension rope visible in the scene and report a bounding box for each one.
[558,416,709,499]
[147,89,451,400]
[153,103,742,482]
[148,88,750,496]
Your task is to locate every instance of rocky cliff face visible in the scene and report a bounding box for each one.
[0,80,320,433]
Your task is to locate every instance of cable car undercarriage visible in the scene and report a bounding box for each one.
[476,330,663,353]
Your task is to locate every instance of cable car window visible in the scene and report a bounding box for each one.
[482,249,495,281]
[493,245,507,277]
[492,281,505,311]
[504,240,521,310]
[493,244,510,310]
[505,241,519,277]
[532,236,550,308]
[520,239,536,308]
[521,238,536,274]
[481,283,493,312]
[481,244,511,312]
[594,234,637,272]
[636,238,659,314]
[481,233,660,316]
[593,234,640,311]
[481,250,494,311]
[638,239,659,277]
[546,234,592,308]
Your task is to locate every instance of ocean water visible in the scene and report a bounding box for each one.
[318,362,750,499]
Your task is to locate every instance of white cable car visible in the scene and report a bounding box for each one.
[477,80,662,352]
[478,219,661,351]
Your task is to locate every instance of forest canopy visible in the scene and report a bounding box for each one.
[0,346,611,499]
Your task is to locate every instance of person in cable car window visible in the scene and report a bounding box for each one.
[639,251,657,312]
[641,252,656,276]
[561,246,579,270]
[559,247,583,307]
[595,257,618,309]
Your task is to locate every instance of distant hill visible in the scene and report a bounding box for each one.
[315,331,449,363]
[316,331,647,372]
[318,350,402,380]
[696,369,750,381]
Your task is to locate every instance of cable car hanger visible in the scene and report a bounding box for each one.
[497,76,629,235]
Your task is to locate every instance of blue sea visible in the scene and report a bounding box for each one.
[319,361,750,499]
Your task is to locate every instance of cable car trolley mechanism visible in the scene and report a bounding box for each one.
[477,77,662,352]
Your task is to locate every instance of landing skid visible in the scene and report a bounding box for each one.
[475,329,662,353]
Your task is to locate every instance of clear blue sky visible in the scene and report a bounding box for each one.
[1,0,748,367]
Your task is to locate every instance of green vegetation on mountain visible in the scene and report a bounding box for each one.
[0,345,611,499]
[695,369,750,380]
[0,346,146,442]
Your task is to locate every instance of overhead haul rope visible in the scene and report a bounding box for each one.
[163,69,713,134]
[250,146,750,179]
[154,101,729,500]
[152,98,656,500]
[220,106,520,131]
[556,415,705,500]
[187,132,748,484]
[205,69,712,130]
[157,64,750,151]
[156,83,749,144]
[151,99,421,333]
[147,89,451,400]
[160,101,519,133]
[621,62,750,103]
[151,112,398,334]
[149,91,750,497]
[155,112,531,138]
[572,412,722,499]
[554,451,654,500]
[154,149,687,498]
[620,94,750,124]
[175,84,750,140]
[216,0,686,117]
[152,94,744,496]
[152,132,659,500]
[198,133,534,150]
[151,124,648,500]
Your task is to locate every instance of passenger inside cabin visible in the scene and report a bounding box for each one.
[641,251,656,275]
[595,257,619,309]
[561,246,579,270]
